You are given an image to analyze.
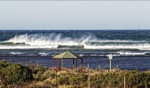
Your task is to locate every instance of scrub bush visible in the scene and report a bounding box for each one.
[0,61,33,84]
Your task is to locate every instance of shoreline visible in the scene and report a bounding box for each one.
[0,55,150,71]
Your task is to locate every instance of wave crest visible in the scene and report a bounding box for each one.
[1,33,150,50]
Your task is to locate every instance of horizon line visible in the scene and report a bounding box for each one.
[0,29,150,31]
[0,0,150,1]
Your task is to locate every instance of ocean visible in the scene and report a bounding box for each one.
[0,30,150,71]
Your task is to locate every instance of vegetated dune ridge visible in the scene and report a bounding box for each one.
[1,60,150,88]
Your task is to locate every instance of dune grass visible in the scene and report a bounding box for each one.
[0,60,150,88]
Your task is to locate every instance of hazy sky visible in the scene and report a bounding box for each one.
[0,1,150,30]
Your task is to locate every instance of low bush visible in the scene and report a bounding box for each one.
[1,60,150,88]
[0,61,33,84]
[32,65,48,81]
[90,70,150,88]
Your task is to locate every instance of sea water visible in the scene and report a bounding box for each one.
[0,30,150,71]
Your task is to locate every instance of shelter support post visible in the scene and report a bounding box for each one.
[61,59,63,68]
[73,59,75,68]
[76,59,77,67]
[52,59,54,67]
[59,59,61,68]
[81,58,83,67]
[54,59,56,67]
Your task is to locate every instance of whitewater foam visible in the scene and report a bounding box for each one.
[117,51,146,56]
[0,33,150,50]
[9,52,24,55]
[39,52,50,56]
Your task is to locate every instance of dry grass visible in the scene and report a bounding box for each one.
[1,61,150,88]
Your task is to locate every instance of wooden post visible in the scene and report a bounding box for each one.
[98,65,100,70]
[55,74,57,87]
[88,75,90,88]
[124,76,126,88]
[77,67,79,88]
[81,58,83,67]
[54,59,55,67]
[61,59,63,68]
[60,59,61,69]
[87,63,89,69]
[88,66,90,88]
[76,59,77,67]
[64,84,66,87]
[52,59,54,67]
[59,59,61,68]
[73,59,75,68]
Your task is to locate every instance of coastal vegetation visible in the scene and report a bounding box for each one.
[1,60,150,88]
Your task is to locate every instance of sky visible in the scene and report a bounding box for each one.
[0,1,150,30]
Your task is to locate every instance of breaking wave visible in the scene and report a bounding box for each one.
[117,51,146,56]
[38,52,50,56]
[0,33,150,50]
[9,52,24,55]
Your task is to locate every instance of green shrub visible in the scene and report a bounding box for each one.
[33,65,47,74]
[1,63,33,84]
[1,61,150,88]
[42,69,57,79]
[90,71,150,88]
[67,73,86,86]
[32,66,48,81]
[0,60,11,71]
[0,72,7,87]
[57,74,69,85]
[127,71,149,88]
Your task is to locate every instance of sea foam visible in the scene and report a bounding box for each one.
[0,33,150,50]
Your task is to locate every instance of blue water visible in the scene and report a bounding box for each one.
[0,30,150,71]
[1,30,150,41]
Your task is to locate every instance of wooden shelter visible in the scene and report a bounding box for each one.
[52,51,83,68]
